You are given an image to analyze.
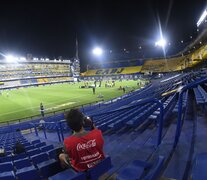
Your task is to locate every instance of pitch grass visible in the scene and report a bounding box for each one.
[0,80,146,123]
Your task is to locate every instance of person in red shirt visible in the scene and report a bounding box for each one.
[59,109,105,172]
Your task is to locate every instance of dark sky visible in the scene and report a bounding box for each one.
[0,0,206,67]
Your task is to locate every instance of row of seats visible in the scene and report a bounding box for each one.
[49,156,112,180]
[173,90,189,112]
[193,85,207,104]
[0,132,63,179]
[117,156,165,180]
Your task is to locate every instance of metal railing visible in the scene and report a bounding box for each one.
[58,97,164,147]
[30,122,62,142]
[28,97,164,147]
[173,77,207,148]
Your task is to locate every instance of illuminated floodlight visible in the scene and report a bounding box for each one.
[155,38,167,48]
[92,47,103,56]
[197,9,207,27]
[5,55,17,62]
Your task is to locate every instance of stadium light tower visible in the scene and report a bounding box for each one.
[92,47,103,56]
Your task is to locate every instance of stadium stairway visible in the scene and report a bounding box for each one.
[148,86,207,180]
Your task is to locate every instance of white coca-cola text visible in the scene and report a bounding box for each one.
[77,139,96,151]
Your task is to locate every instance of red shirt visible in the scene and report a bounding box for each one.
[64,129,105,172]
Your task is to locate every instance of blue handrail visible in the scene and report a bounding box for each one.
[60,97,164,146]
[174,77,207,148]
[30,121,62,142]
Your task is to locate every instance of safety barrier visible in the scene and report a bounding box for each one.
[58,98,164,147]
[174,77,207,147]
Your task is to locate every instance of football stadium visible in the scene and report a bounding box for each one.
[1,1,207,180]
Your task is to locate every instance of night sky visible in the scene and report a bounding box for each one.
[0,0,206,69]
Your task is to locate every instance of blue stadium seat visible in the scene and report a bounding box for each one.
[16,166,41,180]
[22,142,31,147]
[192,153,207,180]
[40,144,54,152]
[48,168,86,180]
[87,157,112,180]
[25,145,35,151]
[0,162,13,173]
[47,147,63,160]
[31,152,60,178]
[13,152,27,161]
[31,152,50,164]
[31,140,41,145]
[0,171,16,180]
[27,148,42,157]
[117,156,164,180]
[14,158,32,169]
[0,156,12,163]
[35,142,46,148]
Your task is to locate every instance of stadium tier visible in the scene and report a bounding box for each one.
[82,43,207,76]
[82,66,142,76]
[0,60,75,90]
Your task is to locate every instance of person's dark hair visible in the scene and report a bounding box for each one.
[65,109,85,132]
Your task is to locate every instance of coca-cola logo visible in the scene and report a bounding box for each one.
[77,139,96,151]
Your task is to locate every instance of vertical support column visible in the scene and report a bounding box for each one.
[42,123,47,139]
[56,123,61,142]
[34,124,38,136]
[59,121,64,141]
[154,99,164,147]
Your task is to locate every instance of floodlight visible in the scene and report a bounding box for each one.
[6,55,16,62]
[197,9,207,27]
[92,47,103,56]
[155,38,167,48]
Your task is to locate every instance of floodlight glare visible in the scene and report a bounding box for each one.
[197,9,207,27]
[155,38,167,48]
[20,57,26,61]
[6,55,16,62]
[92,47,103,56]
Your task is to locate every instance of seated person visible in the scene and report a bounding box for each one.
[39,119,45,129]
[0,147,6,157]
[13,140,25,155]
[59,109,105,172]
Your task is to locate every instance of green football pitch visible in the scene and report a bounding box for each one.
[0,80,146,123]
